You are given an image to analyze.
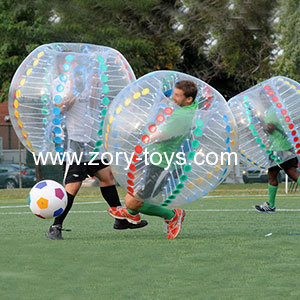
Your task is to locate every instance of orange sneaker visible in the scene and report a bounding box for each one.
[108,206,141,224]
[164,208,185,239]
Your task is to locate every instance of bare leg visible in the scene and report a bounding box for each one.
[268,168,280,186]
[65,181,82,196]
[94,166,115,187]
[124,193,143,211]
[285,167,300,182]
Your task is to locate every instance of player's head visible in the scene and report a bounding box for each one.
[54,50,74,75]
[172,80,198,107]
[257,87,272,113]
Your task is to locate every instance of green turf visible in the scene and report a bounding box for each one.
[1,184,300,299]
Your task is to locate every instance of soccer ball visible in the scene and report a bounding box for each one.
[29,180,67,219]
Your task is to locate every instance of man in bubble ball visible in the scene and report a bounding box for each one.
[46,55,147,240]
[109,80,198,239]
[255,100,300,213]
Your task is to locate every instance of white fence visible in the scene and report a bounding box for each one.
[0,149,27,164]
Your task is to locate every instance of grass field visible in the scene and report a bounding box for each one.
[1,183,300,299]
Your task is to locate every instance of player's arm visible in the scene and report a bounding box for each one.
[54,77,76,113]
[149,115,189,143]
[55,95,76,113]
[263,123,276,134]
[263,123,287,138]
[149,130,168,143]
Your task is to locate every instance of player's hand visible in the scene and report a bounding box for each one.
[264,123,276,134]
[54,95,76,113]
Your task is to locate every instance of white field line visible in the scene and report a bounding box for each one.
[205,194,300,198]
[1,208,300,215]
[0,201,106,209]
[1,193,300,209]
[1,193,300,204]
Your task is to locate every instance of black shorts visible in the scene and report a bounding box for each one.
[63,160,109,184]
[268,157,299,173]
[137,164,167,200]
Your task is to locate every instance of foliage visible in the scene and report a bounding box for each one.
[38,0,182,77]
[0,0,299,103]
[275,0,300,82]
[0,0,51,102]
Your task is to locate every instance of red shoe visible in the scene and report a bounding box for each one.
[164,208,185,239]
[108,206,141,224]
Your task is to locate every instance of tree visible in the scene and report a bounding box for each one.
[178,0,239,98]
[0,0,52,102]
[179,0,278,98]
[275,0,300,81]
[0,0,289,103]
[38,0,183,77]
[210,0,278,91]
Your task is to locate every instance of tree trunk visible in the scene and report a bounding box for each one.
[35,160,43,182]
[18,140,22,188]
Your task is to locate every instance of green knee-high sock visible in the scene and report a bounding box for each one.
[127,208,139,215]
[127,203,175,220]
[268,184,278,208]
[297,176,300,186]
